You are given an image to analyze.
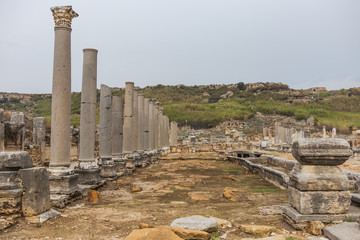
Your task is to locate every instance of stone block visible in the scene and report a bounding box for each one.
[288,186,351,215]
[49,174,79,195]
[170,216,218,232]
[289,164,349,191]
[0,151,33,171]
[100,165,117,178]
[292,138,352,165]
[74,168,101,185]
[0,189,22,214]
[18,167,50,216]
[0,171,21,190]
[324,222,360,240]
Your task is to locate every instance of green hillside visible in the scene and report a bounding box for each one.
[1,83,360,131]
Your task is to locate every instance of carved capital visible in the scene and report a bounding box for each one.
[50,6,78,28]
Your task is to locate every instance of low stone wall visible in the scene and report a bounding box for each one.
[228,156,289,190]
[228,154,360,194]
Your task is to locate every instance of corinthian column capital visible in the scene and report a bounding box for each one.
[51,6,78,28]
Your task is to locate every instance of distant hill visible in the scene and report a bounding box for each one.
[1,82,360,131]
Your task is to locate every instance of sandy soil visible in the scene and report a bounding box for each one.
[1,157,298,240]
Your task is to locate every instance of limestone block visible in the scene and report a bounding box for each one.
[170,216,218,232]
[0,151,33,171]
[49,174,79,195]
[0,189,22,214]
[18,167,50,216]
[289,164,349,191]
[0,171,19,190]
[292,138,352,165]
[74,168,101,185]
[288,186,351,215]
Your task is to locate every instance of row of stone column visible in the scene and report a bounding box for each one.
[45,6,178,198]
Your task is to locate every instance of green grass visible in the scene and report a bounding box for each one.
[4,84,360,130]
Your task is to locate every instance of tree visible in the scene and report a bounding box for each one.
[237,82,246,90]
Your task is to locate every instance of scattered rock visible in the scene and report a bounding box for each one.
[305,221,324,236]
[125,228,183,240]
[166,226,210,240]
[170,216,218,232]
[87,190,99,203]
[130,186,143,192]
[190,215,232,229]
[222,187,242,201]
[189,192,210,201]
[139,223,152,229]
[239,224,278,235]
[221,176,241,182]
[170,201,188,206]
[324,222,360,240]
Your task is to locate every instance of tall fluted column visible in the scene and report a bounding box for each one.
[123,82,134,153]
[99,85,116,178]
[144,98,150,150]
[137,94,145,151]
[132,89,138,152]
[165,115,170,147]
[158,108,164,148]
[49,6,78,168]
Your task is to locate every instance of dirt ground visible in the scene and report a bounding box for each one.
[2,155,309,240]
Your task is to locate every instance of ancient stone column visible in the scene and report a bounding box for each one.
[154,102,159,148]
[322,126,326,138]
[0,109,5,151]
[132,89,138,152]
[137,94,145,151]
[144,98,150,150]
[165,116,170,147]
[283,138,352,226]
[99,84,116,178]
[148,100,155,150]
[74,48,101,184]
[123,82,134,154]
[111,96,126,175]
[10,112,25,150]
[111,96,123,157]
[49,6,78,168]
[33,117,46,161]
[170,121,178,146]
[48,6,79,197]
[78,49,98,165]
[158,108,164,148]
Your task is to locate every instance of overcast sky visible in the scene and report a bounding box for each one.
[0,1,359,93]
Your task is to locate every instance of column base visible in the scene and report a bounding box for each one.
[74,168,101,185]
[282,205,360,230]
[113,157,127,176]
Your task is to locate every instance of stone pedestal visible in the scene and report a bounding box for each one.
[33,117,46,162]
[283,138,353,228]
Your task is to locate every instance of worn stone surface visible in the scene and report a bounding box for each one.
[289,164,349,191]
[125,228,183,240]
[160,226,210,240]
[33,117,46,146]
[288,186,351,214]
[123,82,134,153]
[74,168,101,185]
[0,189,22,214]
[292,138,352,165]
[18,167,50,216]
[0,151,33,171]
[324,222,360,240]
[305,221,324,236]
[49,173,79,195]
[170,216,217,232]
[239,224,278,235]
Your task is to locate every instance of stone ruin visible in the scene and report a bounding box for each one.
[283,138,354,228]
[0,151,53,229]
